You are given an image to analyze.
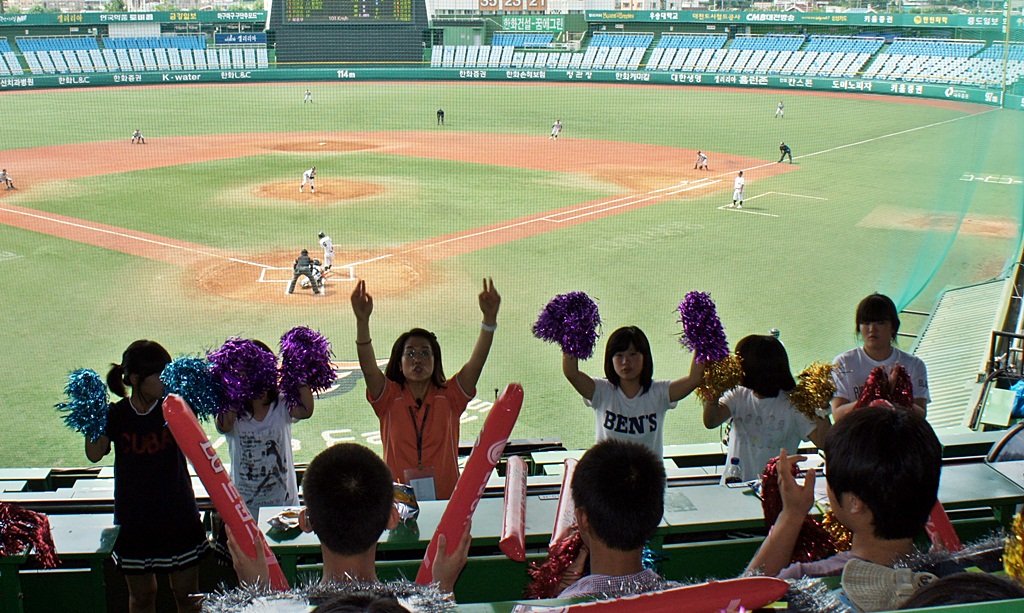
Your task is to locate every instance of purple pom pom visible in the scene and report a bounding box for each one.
[55,368,109,442]
[207,338,279,416]
[279,326,336,411]
[678,291,730,363]
[533,292,602,360]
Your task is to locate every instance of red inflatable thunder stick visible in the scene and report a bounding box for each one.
[162,394,290,592]
[541,577,790,613]
[500,455,528,562]
[549,458,578,549]
[926,501,963,552]
[415,383,524,585]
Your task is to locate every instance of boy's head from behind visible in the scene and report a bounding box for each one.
[571,440,665,551]
[301,443,397,556]
[825,407,941,540]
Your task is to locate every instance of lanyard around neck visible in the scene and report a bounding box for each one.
[406,395,431,469]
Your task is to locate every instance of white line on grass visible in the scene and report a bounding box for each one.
[0,206,272,269]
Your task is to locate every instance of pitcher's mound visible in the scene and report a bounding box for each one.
[194,250,430,305]
[256,180,385,203]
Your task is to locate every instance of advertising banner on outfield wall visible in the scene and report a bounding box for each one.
[583,10,1006,30]
[0,67,1011,110]
[0,11,265,27]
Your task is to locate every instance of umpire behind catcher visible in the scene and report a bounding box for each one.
[287,249,321,295]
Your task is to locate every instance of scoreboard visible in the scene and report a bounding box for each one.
[284,0,414,23]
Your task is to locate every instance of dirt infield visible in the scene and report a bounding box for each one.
[0,131,792,303]
[255,179,385,203]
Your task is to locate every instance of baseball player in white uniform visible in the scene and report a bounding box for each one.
[694,151,709,171]
[728,171,745,209]
[300,166,316,193]
[131,129,145,144]
[318,231,334,272]
[0,168,13,190]
[550,119,563,140]
[304,89,313,104]
[775,101,784,119]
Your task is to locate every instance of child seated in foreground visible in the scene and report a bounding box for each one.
[559,439,671,597]
[746,405,941,579]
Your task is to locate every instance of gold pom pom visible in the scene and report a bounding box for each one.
[790,362,836,421]
[1004,512,1024,580]
[821,510,853,552]
[697,354,744,402]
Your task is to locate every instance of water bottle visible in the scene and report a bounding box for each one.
[725,457,742,484]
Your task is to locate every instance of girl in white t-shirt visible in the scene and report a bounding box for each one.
[215,340,314,523]
[562,326,703,458]
[831,293,929,421]
[702,335,830,484]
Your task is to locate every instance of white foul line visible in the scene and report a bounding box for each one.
[0,205,272,269]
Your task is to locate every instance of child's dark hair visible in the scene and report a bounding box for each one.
[384,328,446,388]
[316,593,411,613]
[824,406,941,540]
[571,439,665,551]
[106,340,172,398]
[855,293,900,342]
[899,573,1024,609]
[603,326,654,394]
[251,339,279,404]
[302,443,395,556]
[735,335,795,398]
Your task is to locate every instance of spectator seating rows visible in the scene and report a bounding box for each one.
[18,36,268,75]
[490,33,552,49]
[805,35,884,55]
[863,38,998,85]
[655,34,727,49]
[729,34,803,52]
[102,35,206,50]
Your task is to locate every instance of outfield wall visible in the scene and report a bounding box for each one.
[2,66,1019,109]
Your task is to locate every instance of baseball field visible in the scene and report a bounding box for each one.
[0,81,1021,469]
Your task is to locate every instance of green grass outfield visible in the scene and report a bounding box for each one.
[0,82,1022,468]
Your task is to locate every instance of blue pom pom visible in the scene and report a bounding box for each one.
[161,356,222,421]
[55,369,109,442]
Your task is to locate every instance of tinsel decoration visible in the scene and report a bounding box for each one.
[161,356,222,422]
[855,365,914,410]
[677,291,730,363]
[202,578,456,613]
[696,353,744,403]
[532,292,602,360]
[790,362,836,421]
[208,338,279,416]
[0,502,59,568]
[1005,512,1024,581]
[761,457,850,564]
[784,577,854,613]
[55,368,109,442]
[524,530,584,599]
[279,327,337,411]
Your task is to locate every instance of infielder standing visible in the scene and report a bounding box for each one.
[131,129,145,144]
[728,171,745,209]
[0,168,14,190]
[318,231,334,273]
[300,166,316,193]
[775,101,784,119]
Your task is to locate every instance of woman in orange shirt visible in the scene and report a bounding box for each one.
[350,278,501,500]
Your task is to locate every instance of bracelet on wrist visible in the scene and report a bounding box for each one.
[481,321,497,332]
[356,339,372,346]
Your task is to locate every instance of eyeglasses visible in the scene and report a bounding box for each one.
[403,350,433,360]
